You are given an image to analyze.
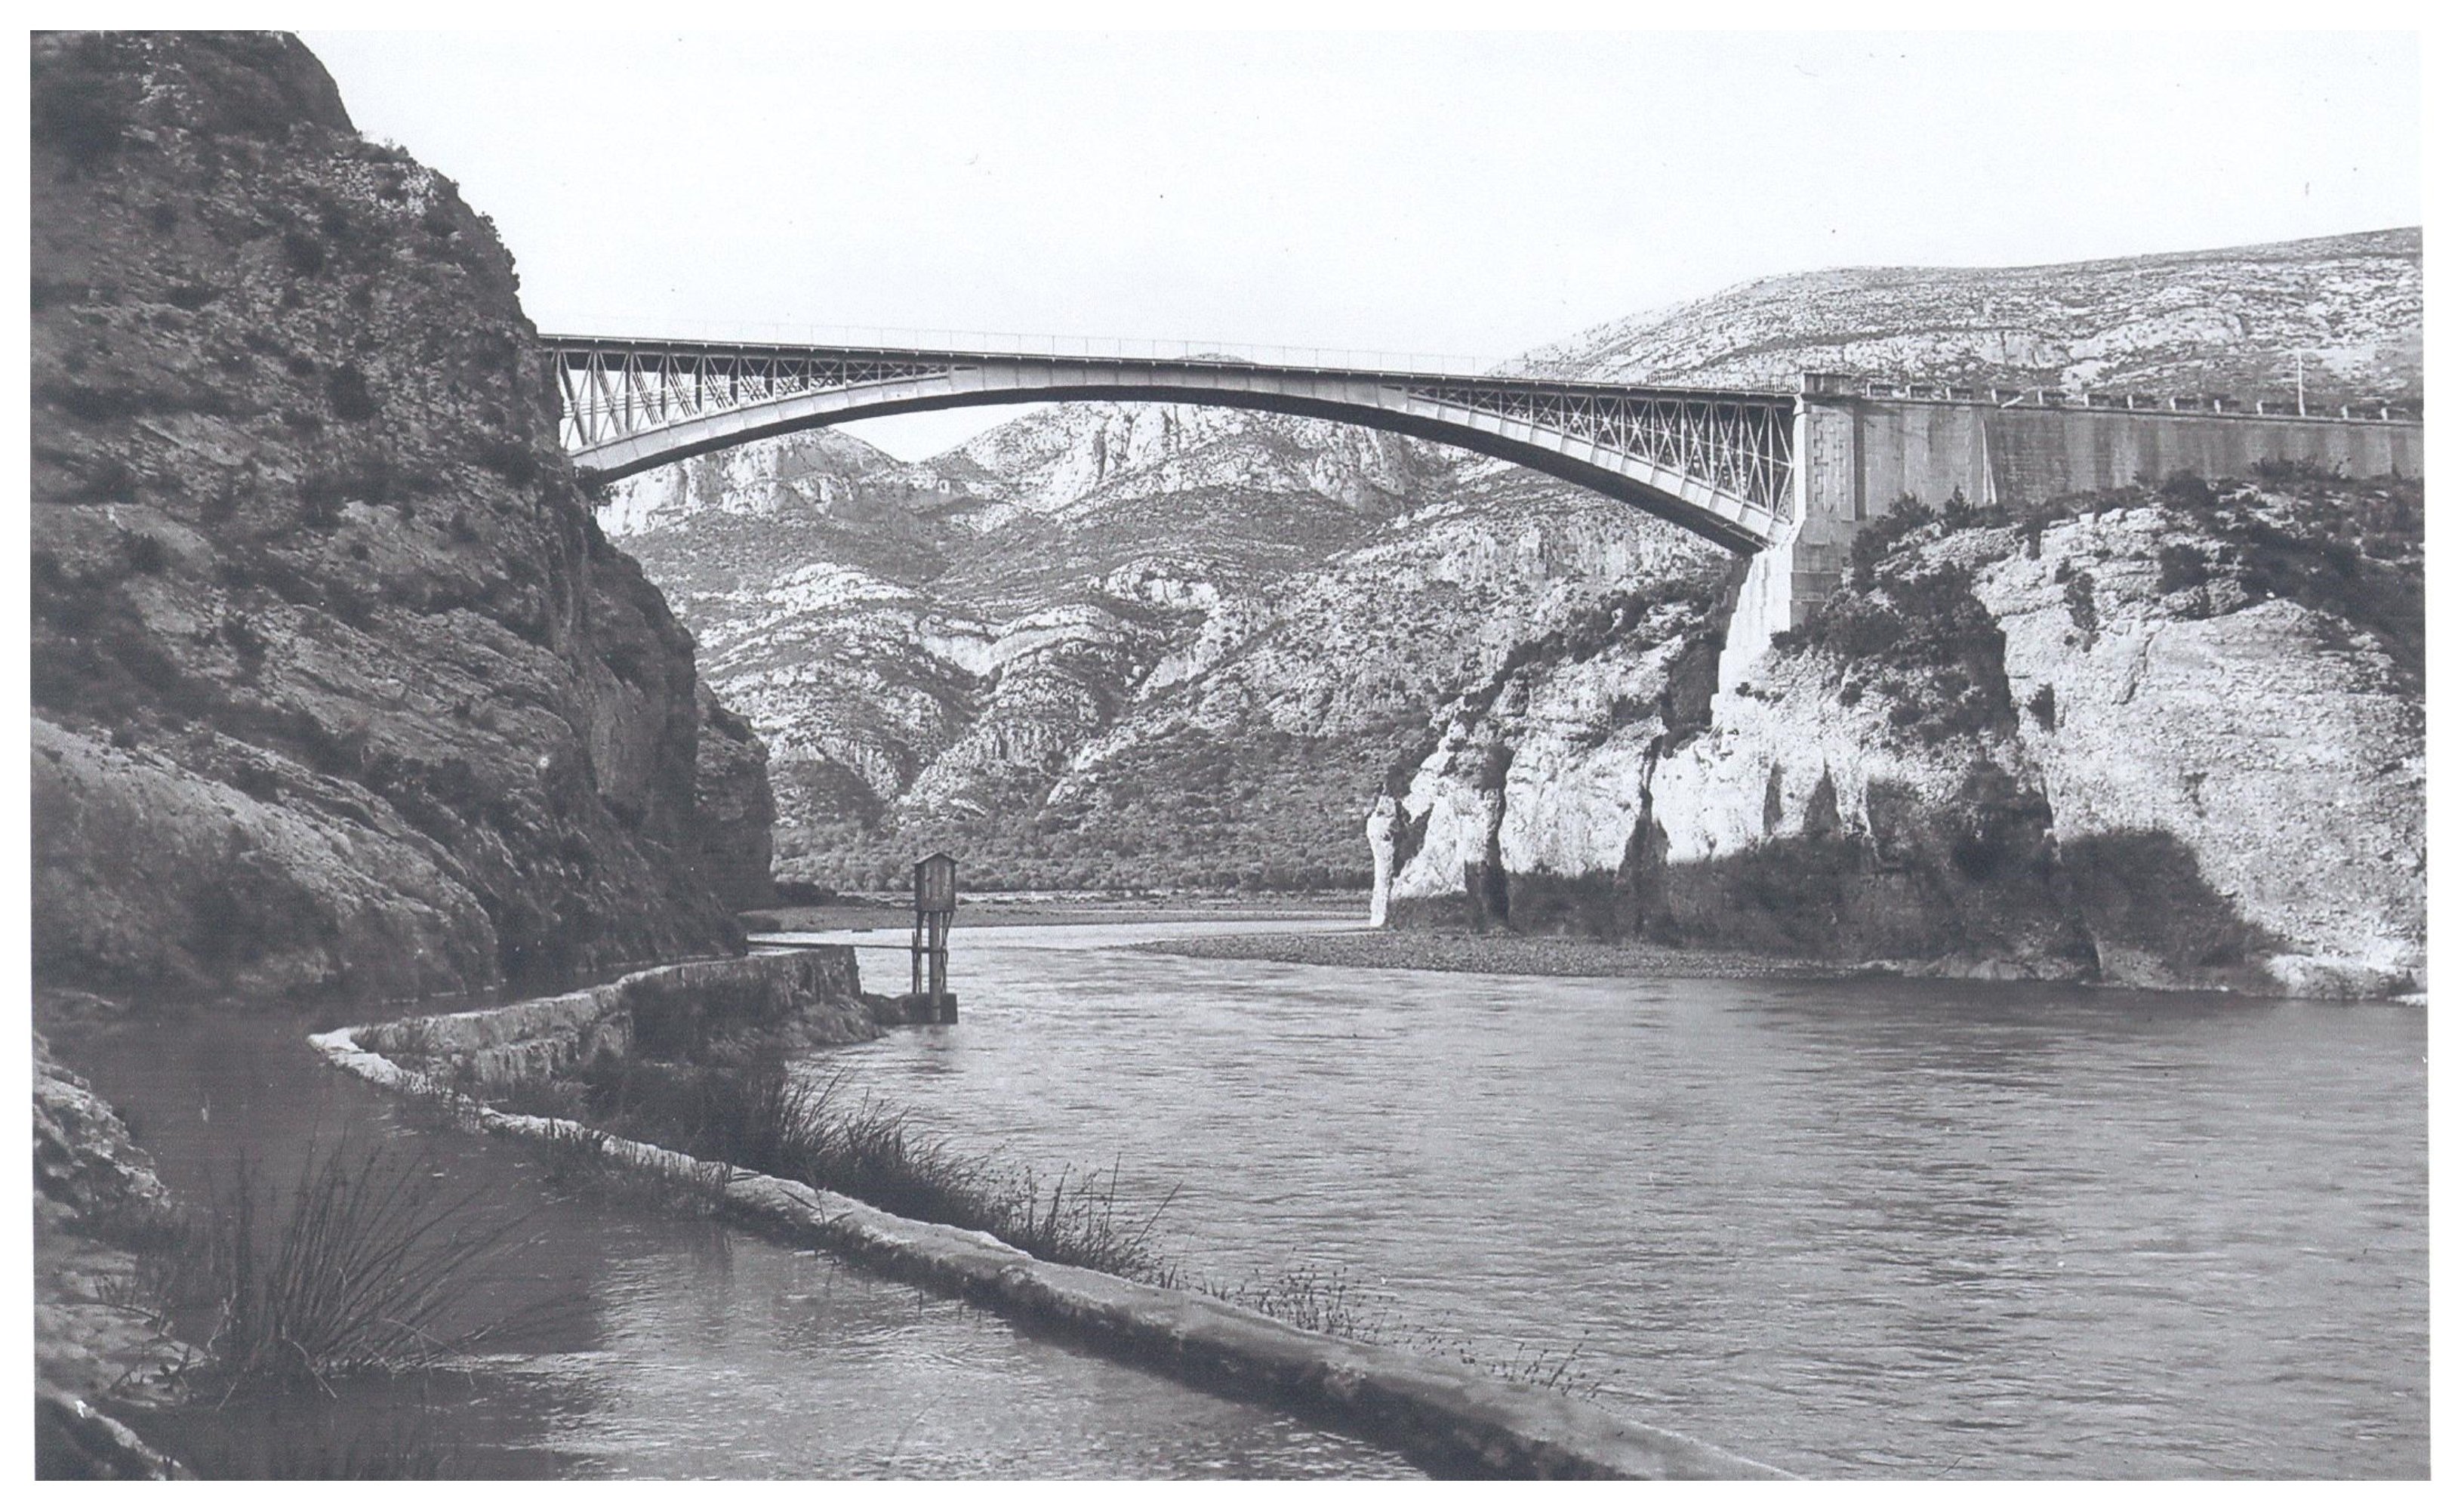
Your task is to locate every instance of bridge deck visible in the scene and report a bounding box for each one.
[538,335,1797,406]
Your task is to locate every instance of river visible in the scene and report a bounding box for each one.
[792,920,2429,1479]
[60,1001,1415,1478]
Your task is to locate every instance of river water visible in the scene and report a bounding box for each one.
[61,1004,1415,1478]
[794,921,2429,1479]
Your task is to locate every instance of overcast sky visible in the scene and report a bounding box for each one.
[301,29,2420,458]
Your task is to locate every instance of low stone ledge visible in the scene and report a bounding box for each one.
[310,977,1789,1481]
[356,948,873,1086]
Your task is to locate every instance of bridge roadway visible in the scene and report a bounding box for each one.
[542,335,2423,629]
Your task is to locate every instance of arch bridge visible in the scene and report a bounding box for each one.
[542,336,1800,553]
[544,334,2422,627]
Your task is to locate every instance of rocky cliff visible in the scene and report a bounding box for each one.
[1394,471,2425,996]
[35,1031,189,1477]
[30,31,768,1004]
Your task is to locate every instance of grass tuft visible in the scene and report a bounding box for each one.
[496,1057,1179,1281]
[165,1142,539,1398]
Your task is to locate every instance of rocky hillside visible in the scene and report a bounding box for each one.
[1511,227,2421,406]
[610,413,1731,889]
[30,31,770,1006]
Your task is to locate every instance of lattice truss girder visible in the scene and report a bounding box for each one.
[1406,382,1795,517]
[556,349,957,448]
[553,347,1796,521]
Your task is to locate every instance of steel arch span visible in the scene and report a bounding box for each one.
[542,337,1800,552]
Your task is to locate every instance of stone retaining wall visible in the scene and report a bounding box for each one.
[311,959,1788,1480]
[356,948,873,1085]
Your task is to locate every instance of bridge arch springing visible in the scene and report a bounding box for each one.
[543,337,1800,553]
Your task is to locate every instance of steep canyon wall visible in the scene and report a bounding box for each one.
[30,32,770,1004]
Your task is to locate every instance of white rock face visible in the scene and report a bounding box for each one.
[1971,511,2423,988]
[1392,594,1727,902]
[602,430,915,540]
[1394,487,2423,995]
[953,403,1424,527]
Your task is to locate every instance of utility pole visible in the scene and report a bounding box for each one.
[2296,353,2307,417]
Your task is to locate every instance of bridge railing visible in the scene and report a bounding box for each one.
[1801,372,2421,421]
[543,317,1494,377]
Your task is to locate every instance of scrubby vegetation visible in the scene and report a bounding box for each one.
[1779,465,2422,710]
[1775,562,2015,745]
[784,713,1424,893]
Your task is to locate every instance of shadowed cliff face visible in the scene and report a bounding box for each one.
[29,31,768,1004]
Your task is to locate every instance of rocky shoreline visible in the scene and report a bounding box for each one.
[1134,927,2422,999]
[33,1033,190,1479]
[1134,929,1838,981]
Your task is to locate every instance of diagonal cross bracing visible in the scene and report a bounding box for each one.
[541,337,1800,551]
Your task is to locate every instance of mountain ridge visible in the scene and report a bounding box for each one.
[1511,225,2419,402]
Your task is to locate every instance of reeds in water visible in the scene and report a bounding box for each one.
[177,1143,535,1397]
[511,1057,1178,1281]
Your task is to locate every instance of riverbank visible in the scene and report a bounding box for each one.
[744,890,1363,934]
[1135,928,1844,981]
[34,1032,190,1478]
[1135,926,2431,999]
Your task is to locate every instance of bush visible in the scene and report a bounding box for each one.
[222,613,269,674]
[122,532,170,575]
[2253,456,2345,490]
[2063,572,2099,641]
[474,436,539,486]
[32,33,139,173]
[2157,543,2211,594]
[300,471,347,529]
[280,229,328,276]
[2156,470,2218,510]
[326,364,379,421]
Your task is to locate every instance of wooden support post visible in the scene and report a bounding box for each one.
[904,852,959,1024]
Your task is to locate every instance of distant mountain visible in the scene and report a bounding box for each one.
[1511,227,2421,406]
[606,228,2421,893]
[609,408,1720,888]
